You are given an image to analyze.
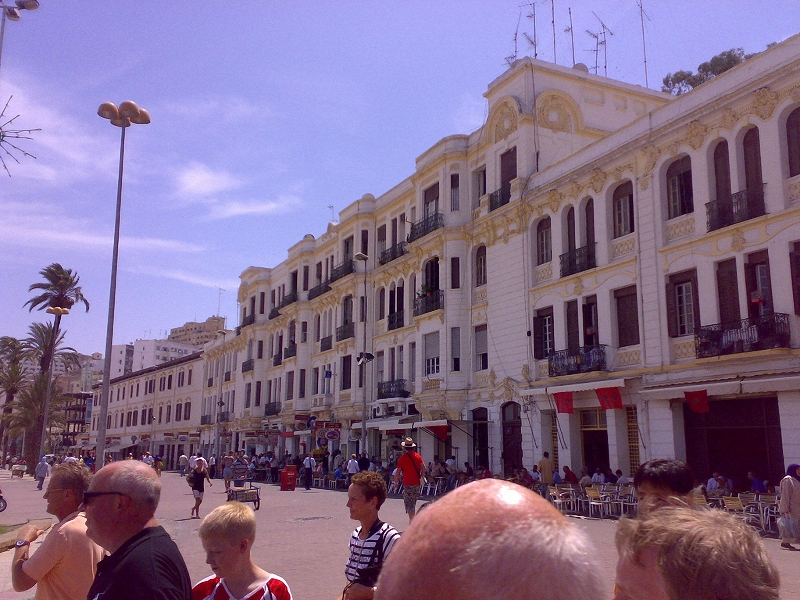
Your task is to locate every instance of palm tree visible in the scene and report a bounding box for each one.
[5,373,67,467]
[22,323,81,374]
[0,336,27,464]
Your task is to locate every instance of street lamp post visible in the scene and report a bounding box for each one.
[354,252,373,458]
[38,305,68,457]
[0,1,39,82]
[95,100,150,471]
[214,329,227,463]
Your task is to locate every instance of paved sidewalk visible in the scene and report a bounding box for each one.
[0,469,797,599]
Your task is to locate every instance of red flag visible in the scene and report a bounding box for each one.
[595,387,624,410]
[684,390,710,413]
[553,392,574,414]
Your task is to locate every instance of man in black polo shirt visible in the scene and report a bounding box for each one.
[85,460,191,600]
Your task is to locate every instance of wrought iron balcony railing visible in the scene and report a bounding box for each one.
[387,310,404,331]
[268,307,281,320]
[264,402,282,417]
[377,378,410,400]
[241,359,254,373]
[379,241,408,265]
[320,335,333,352]
[336,322,355,342]
[308,281,331,300]
[706,185,766,232]
[279,290,298,308]
[548,345,607,377]
[283,343,297,359]
[695,313,790,358]
[408,213,444,243]
[217,411,232,423]
[241,313,255,327]
[200,415,212,425]
[330,259,355,283]
[489,184,511,211]
[413,290,444,316]
[560,244,596,277]
[272,353,282,367]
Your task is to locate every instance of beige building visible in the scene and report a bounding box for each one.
[169,316,226,346]
[177,35,800,488]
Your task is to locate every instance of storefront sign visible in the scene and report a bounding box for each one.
[326,430,340,441]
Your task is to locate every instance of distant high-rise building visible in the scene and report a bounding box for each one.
[168,316,226,346]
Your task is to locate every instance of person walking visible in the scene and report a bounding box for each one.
[34,457,49,491]
[207,454,216,480]
[346,454,360,486]
[191,461,213,519]
[393,438,425,523]
[178,453,188,477]
[778,463,800,550]
[303,454,316,490]
[222,451,235,492]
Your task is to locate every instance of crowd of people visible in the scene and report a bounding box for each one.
[9,445,799,600]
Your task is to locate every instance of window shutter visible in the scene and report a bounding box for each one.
[665,281,678,338]
[791,250,800,315]
[533,317,545,359]
[744,262,758,321]
[566,300,579,352]
[690,271,701,332]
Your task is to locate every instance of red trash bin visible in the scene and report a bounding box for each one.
[280,465,297,491]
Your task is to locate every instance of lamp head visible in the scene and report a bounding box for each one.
[3,7,21,21]
[355,252,369,262]
[15,0,39,10]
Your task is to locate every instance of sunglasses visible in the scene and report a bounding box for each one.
[82,491,126,505]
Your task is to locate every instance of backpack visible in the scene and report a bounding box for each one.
[186,471,196,486]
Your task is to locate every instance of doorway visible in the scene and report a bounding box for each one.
[580,408,609,474]
[502,402,523,476]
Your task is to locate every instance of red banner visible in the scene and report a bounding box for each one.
[553,392,574,414]
[684,390,710,413]
[595,387,624,410]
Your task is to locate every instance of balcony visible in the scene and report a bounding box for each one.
[268,307,281,320]
[207,377,214,388]
[387,310,404,331]
[560,244,596,277]
[241,359,254,373]
[379,241,408,265]
[272,353,282,367]
[320,335,333,352]
[377,378,410,400]
[200,415,212,425]
[413,290,444,317]
[695,313,790,358]
[548,345,607,377]
[330,259,355,283]
[241,314,255,327]
[283,343,297,359]
[224,370,231,382]
[706,185,766,232]
[408,212,444,243]
[308,281,331,300]
[264,402,282,417]
[217,411,232,423]
[279,290,298,308]
[489,184,511,212]
[336,322,355,342]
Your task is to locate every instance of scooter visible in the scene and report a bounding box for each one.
[0,488,6,512]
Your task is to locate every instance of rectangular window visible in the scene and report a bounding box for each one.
[259,292,265,314]
[257,340,264,359]
[341,356,352,390]
[667,156,694,219]
[537,219,552,265]
[450,174,460,211]
[615,285,640,347]
[299,369,306,398]
[613,182,634,238]
[358,361,365,388]
[312,367,320,395]
[424,332,440,376]
[745,250,773,320]
[301,321,308,343]
[533,307,555,359]
[410,342,416,382]
[167,374,172,390]
[286,371,295,400]
[174,404,181,422]
[376,351,384,384]
[474,325,488,371]
[302,266,309,291]
[451,257,461,289]
[424,183,440,216]
[245,382,252,408]
[666,270,700,337]
[165,404,171,423]
[472,166,486,209]
[255,380,262,406]
[451,327,461,372]
[361,229,369,256]
[583,295,599,346]
[187,369,192,385]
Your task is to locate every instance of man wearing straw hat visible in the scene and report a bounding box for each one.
[393,438,426,523]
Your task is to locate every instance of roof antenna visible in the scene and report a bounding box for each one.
[328,204,335,222]
[585,29,600,74]
[565,7,575,66]
[523,2,537,59]
[505,10,523,67]
[592,12,614,76]
[637,0,651,87]
[550,0,557,64]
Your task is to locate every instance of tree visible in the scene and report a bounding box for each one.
[0,336,28,462]
[662,48,755,95]
[22,322,80,375]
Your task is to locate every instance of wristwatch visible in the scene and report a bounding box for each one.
[14,540,29,548]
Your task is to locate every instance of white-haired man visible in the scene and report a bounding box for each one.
[375,479,601,600]
[85,460,192,600]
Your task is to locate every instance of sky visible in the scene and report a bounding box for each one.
[1,1,797,357]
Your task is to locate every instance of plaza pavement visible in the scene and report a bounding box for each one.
[0,468,796,599]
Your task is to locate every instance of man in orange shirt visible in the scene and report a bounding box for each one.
[393,438,425,523]
[12,463,104,600]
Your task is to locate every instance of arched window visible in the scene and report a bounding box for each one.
[743,127,763,191]
[184,402,191,421]
[613,181,634,238]
[666,156,693,219]
[713,140,731,202]
[132,410,138,426]
[475,246,487,286]
[536,217,551,265]
[584,198,595,248]
[175,403,183,421]
[787,107,800,177]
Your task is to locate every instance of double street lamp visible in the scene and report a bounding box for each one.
[0,1,39,82]
[95,101,150,471]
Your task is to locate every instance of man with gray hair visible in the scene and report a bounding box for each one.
[85,460,192,600]
[375,479,601,600]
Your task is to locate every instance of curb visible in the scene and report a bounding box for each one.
[0,520,53,552]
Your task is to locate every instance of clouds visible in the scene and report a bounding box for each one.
[128,265,240,290]
[175,162,243,197]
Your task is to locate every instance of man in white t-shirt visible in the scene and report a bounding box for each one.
[141,452,154,467]
[302,455,317,490]
[189,453,198,470]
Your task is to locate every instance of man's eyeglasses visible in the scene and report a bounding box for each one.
[82,491,126,505]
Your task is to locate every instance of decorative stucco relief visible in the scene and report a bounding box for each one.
[751,87,780,121]
[666,216,696,241]
[612,236,636,258]
[537,96,572,132]
[493,103,519,142]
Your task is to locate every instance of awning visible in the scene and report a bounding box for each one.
[544,377,628,395]
[104,444,123,453]
[740,375,800,394]
[80,443,96,450]
[293,430,311,437]
[639,379,741,401]
[410,419,448,428]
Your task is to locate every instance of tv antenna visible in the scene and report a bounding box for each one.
[637,0,651,87]
[216,287,225,317]
[592,12,614,76]
[564,7,575,66]
[549,0,556,64]
[523,2,537,59]
[585,30,601,74]
[505,10,523,67]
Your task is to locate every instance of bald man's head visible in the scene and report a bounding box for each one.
[376,479,601,600]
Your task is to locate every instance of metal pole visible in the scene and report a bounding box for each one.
[214,332,225,465]
[361,264,368,457]
[96,124,126,471]
[0,9,7,83]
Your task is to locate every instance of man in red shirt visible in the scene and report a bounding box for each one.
[393,438,425,523]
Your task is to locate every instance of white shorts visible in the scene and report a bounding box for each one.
[193,490,204,500]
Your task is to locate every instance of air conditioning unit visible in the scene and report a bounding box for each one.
[373,405,385,418]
